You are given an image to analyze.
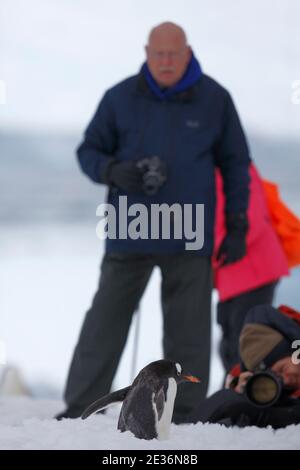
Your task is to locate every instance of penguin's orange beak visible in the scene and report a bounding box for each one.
[182,375,201,383]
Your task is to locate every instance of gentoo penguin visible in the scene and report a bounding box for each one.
[81,359,200,440]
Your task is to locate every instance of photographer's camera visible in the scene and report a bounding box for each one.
[245,370,284,408]
[136,156,167,196]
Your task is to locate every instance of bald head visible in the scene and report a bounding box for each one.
[146,22,191,88]
[148,22,187,46]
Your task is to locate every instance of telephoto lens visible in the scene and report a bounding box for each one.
[245,370,283,408]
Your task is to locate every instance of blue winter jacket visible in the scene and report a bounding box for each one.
[77,66,251,255]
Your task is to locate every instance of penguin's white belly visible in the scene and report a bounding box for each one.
[153,378,177,440]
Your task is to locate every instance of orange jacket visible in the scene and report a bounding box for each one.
[262,180,300,268]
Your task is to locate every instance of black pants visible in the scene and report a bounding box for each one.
[217,281,278,373]
[64,252,212,420]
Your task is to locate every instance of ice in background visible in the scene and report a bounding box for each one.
[1,0,300,399]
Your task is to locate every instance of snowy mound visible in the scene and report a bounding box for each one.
[0,397,299,450]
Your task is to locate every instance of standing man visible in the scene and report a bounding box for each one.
[58,22,250,423]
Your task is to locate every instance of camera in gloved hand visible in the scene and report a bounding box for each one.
[106,156,167,195]
[136,156,167,196]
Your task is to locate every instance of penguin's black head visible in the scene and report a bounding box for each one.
[142,360,200,385]
[172,362,201,385]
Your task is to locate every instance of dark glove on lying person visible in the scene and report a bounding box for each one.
[216,212,249,266]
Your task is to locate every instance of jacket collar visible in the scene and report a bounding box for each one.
[135,72,198,102]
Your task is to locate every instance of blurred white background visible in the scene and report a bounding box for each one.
[0,0,299,399]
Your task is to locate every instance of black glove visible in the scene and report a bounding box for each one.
[106,160,143,193]
[216,212,248,267]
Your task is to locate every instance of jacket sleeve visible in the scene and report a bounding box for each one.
[214,92,251,213]
[76,90,118,183]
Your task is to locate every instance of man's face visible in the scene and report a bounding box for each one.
[146,33,191,88]
[271,356,300,390]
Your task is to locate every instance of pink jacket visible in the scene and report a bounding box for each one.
[214,164,289,301]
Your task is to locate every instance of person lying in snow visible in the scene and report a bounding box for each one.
[181,304,300,428]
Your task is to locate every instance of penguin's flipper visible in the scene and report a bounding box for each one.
[81,386,131,420]
[154,386,166,421]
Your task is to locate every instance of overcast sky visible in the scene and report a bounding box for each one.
[0,0,299,137]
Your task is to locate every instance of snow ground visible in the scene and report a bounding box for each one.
[0,396,299,450]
